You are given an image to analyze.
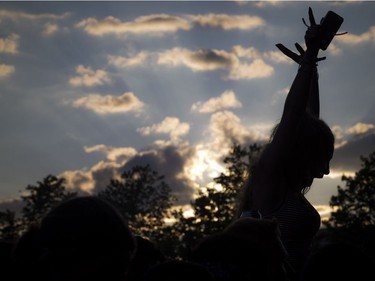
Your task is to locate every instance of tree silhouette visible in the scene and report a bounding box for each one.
[21,174,77,230]
[0,209,21,241]
[324,150,375,229]
[98,164,176,242]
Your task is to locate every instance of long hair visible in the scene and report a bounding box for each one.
[237,114,334,216]
[280,114,334,193]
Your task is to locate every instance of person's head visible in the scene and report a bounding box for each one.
[271,114,335,193]
[13,196,136,281]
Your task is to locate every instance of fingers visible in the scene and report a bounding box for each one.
[275,43,300,63]
[295,43,305,56]
[308,7,316,26]
[276,42,325,64]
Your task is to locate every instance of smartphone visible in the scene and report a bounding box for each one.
[319,11,344,50]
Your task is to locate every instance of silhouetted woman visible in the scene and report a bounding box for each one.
[237,8,336,276]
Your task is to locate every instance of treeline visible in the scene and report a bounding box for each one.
[1,143,375,260]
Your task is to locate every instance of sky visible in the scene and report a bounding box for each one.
[0,1,374,219]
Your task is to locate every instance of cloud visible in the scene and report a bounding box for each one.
[157,46,274,80]
[0,9,70,21]
[264,50,293,64]
[207,110,269,154]
[60,169,95,193]
[231,45,261,59]
[192,90,242,113]
[0,34,19,54]
[332,122,375,149]
[60,142,198,205]
[0,64,15,78]
[76,12,267,37]
[137,116,190,142]
[190,13,265,30]
[179,112,273,188]
[227,58,274,80]
[252,1,284,8]
[269,87,289,106]
[336,26,375,45]
[158,47,236,71]
[73,92,145,114]
[60,145,137,194]
[326,42,343,56]
[232,45,292,64]
[222,47,279,79]
[331,132,375,172]
[60,159,127,195]
[69,65,111,87]
[57,111,273,207]
[42,22,59,36]
[108,52,149,68]
[330,122,375,173]
[60,144,140,194]
[0,34,19,78]
[346,122,375,135]
[84,144,137,162]
[107,45,276,81]
[76,14,191,36]
[123,143,198,204]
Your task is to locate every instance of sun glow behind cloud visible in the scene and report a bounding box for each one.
[187,146,226,184]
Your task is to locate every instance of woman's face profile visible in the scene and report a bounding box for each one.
[310,144,333,179]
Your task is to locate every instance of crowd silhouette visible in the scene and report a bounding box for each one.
[1,7,375,281]
[4,195,374,281]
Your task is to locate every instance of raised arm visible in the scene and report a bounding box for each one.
[247,8,323,212]
[307,66,320,118]
[276,41,321,119]
[265,8,322,165]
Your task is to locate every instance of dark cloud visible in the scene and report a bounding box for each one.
[190,49,233,67]
[90,164,121,195]
[331,132,375,171]
[123,145,196,205]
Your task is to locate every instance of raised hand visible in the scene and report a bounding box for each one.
[275,42,326,65]
[276,7,327,65]
[303,7,322,50]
